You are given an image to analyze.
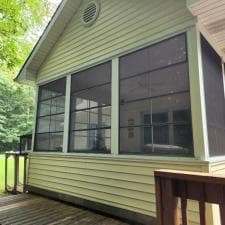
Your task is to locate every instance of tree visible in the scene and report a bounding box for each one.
[0,71,35,152]
[0,0,50,69]
[0,0,56,152]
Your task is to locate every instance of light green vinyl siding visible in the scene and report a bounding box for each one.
[207,161,225,225]
[37,0,195,81]
[28,154,208,225]
[186,0,199,7]
[210,161,225,174]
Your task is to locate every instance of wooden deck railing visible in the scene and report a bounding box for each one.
[5,152,28,194]
[155,170,225,225]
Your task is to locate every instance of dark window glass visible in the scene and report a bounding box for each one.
[119,33,193,156]
[38,100,51,117]
[71,62,111,93]
[39,79,66,101]
[37,116,50,133]
[149,34,187,70]
[35,133,49,151]
[27,138,32,150]
[71,106,111,131]
[201,35,225,156]
[173,124,193,150]
[49,133,64,152]
[144,113,169,147]
[50,114,65,132]
[34,78,66,152]
[70,84,111,111]
[70,129,111,153]
[120,127,147,153]
[173,109,190,122]
[120,59,189,103]
[120,34,187,79]
[152,113,168,124]
[120,99,151,127]
[69,62,111,153]
[152,125,169,145]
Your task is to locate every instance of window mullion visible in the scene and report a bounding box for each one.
[31,86,39,152]
[111,58,119,155]
[63,74,71,153]
[187,27,209,160]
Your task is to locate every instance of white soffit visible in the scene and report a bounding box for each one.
[188,0,225,61]
[16,0,82,83]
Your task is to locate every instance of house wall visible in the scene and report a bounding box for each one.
[36,0,195,82]
[27,0,214,224]
[28,154,209,225]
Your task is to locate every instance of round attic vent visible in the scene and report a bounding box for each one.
[81,1,100,26]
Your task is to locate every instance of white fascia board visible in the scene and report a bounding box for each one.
[16,68,36,84]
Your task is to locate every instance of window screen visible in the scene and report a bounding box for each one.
[34,78,66,152]
[69,62,111,153]
[201,35,225,157]
[119,33,193,156]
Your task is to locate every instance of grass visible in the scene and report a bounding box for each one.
[0,154,24,193]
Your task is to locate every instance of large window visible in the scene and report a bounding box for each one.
[69,62,111,153]
[35,78,66,152]
[119,34,193,156]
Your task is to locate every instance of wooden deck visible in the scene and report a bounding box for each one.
[0,194,130,225]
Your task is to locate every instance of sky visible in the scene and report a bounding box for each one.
[35,0,62,37]
[49,0,62,3]
[49,0,62,8]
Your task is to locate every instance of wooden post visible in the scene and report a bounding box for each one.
[161,178,179,225]
[5,154,8,192]
[220,204,225,225]
[181,197,188,225]
[199,201,206,225]
[155,175,179,225]
[13,155,19,194]
[155,176,163,225]
[23,155,28,193]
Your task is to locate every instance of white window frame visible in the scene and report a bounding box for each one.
[31,28,210,162]
[187,26,209,161]
[111,58,119,155]
[63,75,71,153]
[33,76,68,153]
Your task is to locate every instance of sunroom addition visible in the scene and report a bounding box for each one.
[34,33,194,156]
[15,0,225,224]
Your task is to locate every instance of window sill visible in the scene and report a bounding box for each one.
[29,151,207,164]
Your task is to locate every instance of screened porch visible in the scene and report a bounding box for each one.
[34,33,197,157]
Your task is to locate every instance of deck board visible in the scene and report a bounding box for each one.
[0,194,130,225]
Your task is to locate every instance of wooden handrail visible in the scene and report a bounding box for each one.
[154,170,225,225]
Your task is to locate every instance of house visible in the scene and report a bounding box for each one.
[16,0,225,224]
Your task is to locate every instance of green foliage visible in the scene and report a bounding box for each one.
[0,0,55,152]
[0,70,35,152]
[0,0,50,69]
